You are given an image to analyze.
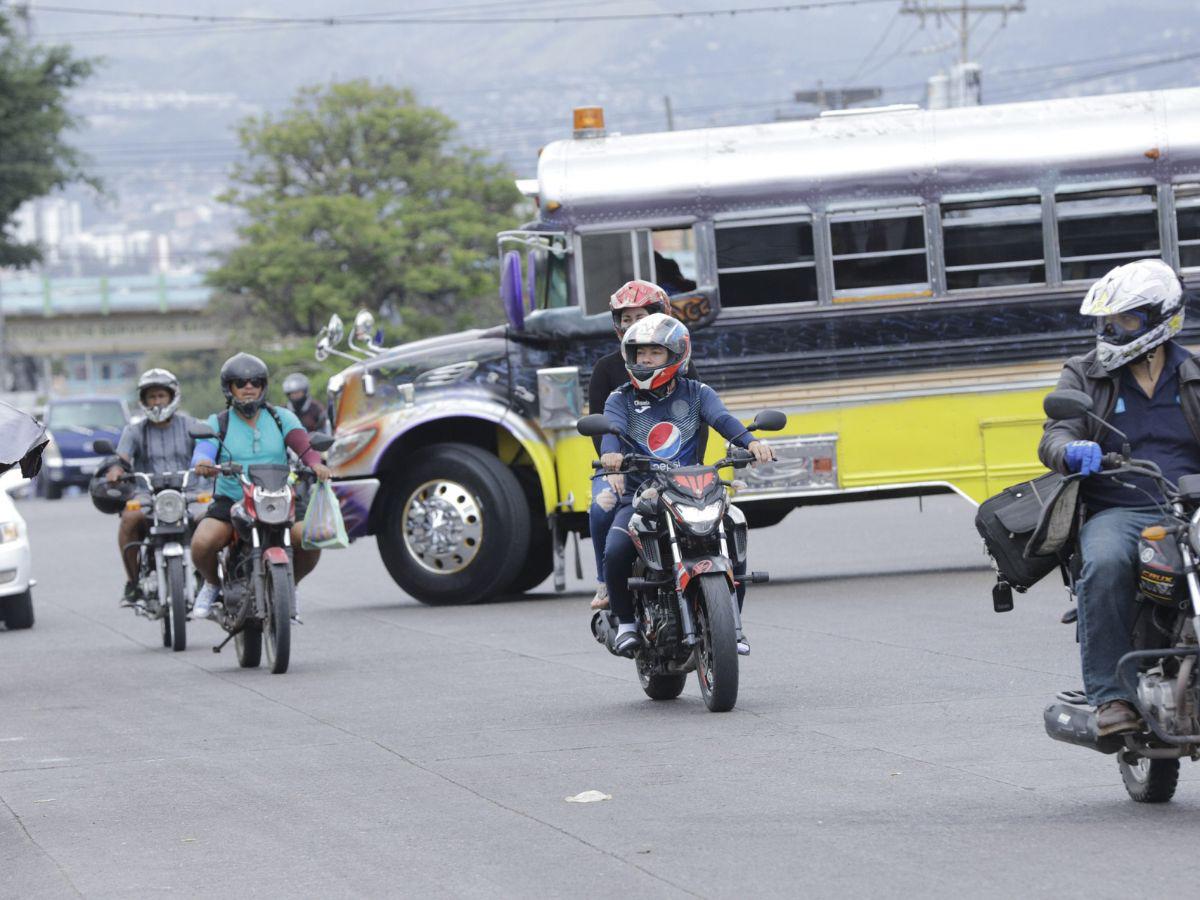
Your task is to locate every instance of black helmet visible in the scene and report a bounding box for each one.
[89,459,130,515]
[220,353,270,416]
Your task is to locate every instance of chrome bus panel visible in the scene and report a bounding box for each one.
[735,434,839,497]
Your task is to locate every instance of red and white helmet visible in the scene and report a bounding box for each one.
[609,279,671,337]
[621,312,691,397]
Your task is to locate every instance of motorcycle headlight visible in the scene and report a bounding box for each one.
[154,490,186,525]
[672,500,725,533]
[253,486,292,524]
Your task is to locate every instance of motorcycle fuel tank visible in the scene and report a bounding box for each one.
[1137,535,1188,606]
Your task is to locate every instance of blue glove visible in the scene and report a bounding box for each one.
[1064,440,1102,476]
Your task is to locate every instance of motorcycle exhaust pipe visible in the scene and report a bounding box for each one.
[1043,703,1123,755]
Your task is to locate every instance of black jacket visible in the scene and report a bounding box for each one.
[1038,340,1200,474]
[588,351,701,455]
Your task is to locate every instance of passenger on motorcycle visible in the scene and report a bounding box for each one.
[282,372,329,434]
[1039,259,1198,737]
[105,368,199,606]
[588,280,701,611]
[599,313,773,656]
[190,354,331,620]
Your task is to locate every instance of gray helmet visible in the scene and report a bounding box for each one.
[137,368,180,424]
[220,353,270,416]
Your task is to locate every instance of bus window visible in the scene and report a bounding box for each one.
[942,196,1044,290]
[1056,185,1159,281]
[577,230,652,315]
[652,227,698,295]
[830,209,929,299]
[714,218,817,307]
[1175,183,1200,271]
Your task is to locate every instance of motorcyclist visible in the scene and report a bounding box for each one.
[104,368,199,606]
[282,372,329,434]
[189,354,331,621]
[588,280,700,611]
[1038,259,1199,737]
[599,313,774,656]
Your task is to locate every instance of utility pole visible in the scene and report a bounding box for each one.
[663,95,674,132]
[901,1,1025,107]
[779,81,883,120]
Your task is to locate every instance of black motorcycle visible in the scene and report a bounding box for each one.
[188,422,333,675]
[93,439,201,652]
[576,410,785,712]
[1040,389,1200,802]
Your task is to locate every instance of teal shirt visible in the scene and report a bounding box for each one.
[204,406,304,500]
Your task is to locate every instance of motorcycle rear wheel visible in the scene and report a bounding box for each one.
[693,573,739,712]
[167,556,187,652]
[637,657,686,701]
[1119,754,1179,803]
[264,562,293,675]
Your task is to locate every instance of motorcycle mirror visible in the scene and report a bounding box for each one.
[1043,389,1094,420]
[187,422,216,439]
[576,413,617,438]
[326,313,346,347]
[352,309,376,344]
[750,409,787,432]
[92,438,115,455]
[309,432,335,453]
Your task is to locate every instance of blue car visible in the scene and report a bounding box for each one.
[41,397,129,500]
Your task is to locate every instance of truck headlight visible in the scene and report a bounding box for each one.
[44,437,62,467]
[0,522,20,543]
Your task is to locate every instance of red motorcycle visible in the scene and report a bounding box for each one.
[189,422,332,674]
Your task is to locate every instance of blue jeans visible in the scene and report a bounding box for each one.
[1076,506,1161,706]
[588,477,620,586]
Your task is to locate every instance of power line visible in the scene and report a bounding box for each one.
[29,1,898,28]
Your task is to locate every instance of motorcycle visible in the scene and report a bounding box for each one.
[1040,389,1200,802]
[188,422,333,675]
[93,439,202,652]
[576,409,785,712]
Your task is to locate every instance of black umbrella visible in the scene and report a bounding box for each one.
[0,399,48,477]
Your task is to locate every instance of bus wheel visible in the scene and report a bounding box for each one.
[377,443,531,605]
[503,469,554,595]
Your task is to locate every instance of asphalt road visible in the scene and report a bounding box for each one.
[3,492,1200,899]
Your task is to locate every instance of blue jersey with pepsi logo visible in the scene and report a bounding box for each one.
[601,379,752,491]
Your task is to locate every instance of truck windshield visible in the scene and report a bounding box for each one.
[48,401,126,431]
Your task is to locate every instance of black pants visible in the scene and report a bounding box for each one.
[603,501,746,625]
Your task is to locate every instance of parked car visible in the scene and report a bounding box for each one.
[0,470,34,629]
[40,396,129,500]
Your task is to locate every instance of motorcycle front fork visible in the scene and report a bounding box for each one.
[662,516,745,648]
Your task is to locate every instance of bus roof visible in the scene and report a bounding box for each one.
[534,87,1200,228]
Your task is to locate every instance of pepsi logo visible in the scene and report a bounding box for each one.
[647,422,682,459]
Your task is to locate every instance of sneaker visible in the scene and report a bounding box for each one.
[192,583,219,619]
[590,585,609,610]
[613,628,642,657]
[120,581,139,608]
[291,590,302,624]
[737,636,750,656]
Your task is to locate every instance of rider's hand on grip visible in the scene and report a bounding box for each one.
[1064,440,1102,476]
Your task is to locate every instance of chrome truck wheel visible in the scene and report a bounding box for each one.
[402,480,483,574]
[377,443,531,605]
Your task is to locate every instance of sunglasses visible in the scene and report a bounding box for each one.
[231,377,266,389]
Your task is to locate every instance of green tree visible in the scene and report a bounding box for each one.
[0,13,95,268]
[210,81,522,340]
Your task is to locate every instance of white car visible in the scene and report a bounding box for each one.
[0,469,34,629]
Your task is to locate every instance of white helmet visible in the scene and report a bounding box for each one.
[137,368,181,423]
[1080,259,1185,372]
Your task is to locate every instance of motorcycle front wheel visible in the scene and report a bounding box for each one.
[693,573,739,712]
[166,556,187,652]
[1119,754,1179,803]
[263,562,293,675]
